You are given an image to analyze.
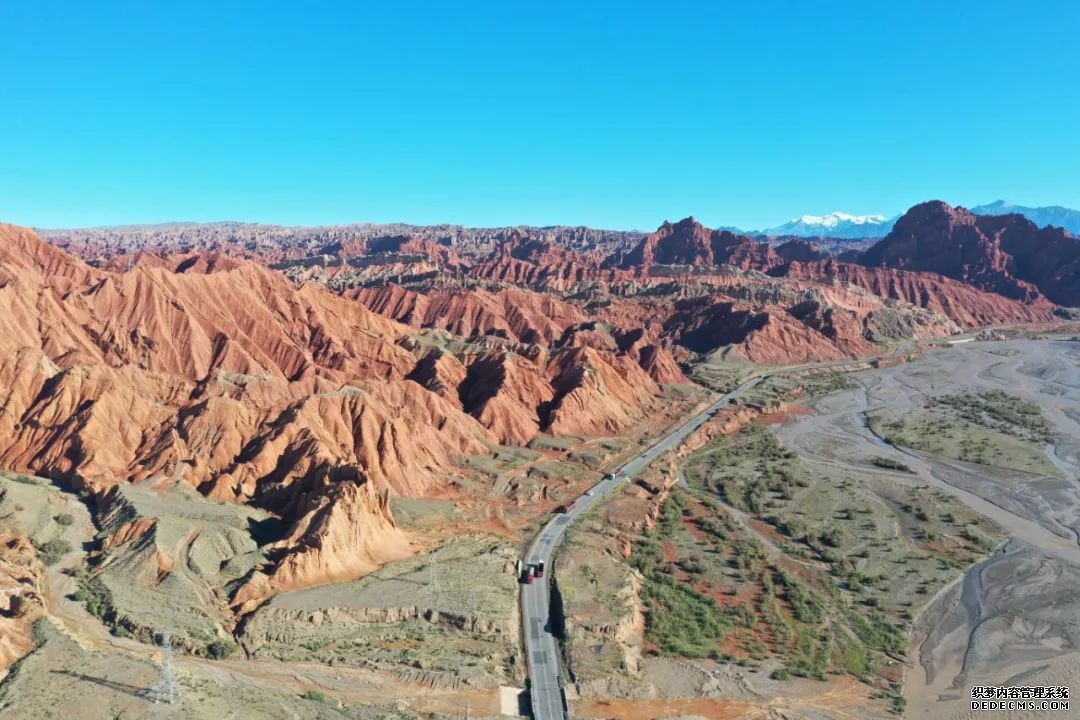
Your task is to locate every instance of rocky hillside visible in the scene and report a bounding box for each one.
[40,221,645,266]
[39,212,1063,368]
[0,222,699,604]
[616,217,783,273]
[859,201,1080,306]
[776,259,1056,327]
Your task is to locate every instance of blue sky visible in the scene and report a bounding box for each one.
[1,1,1077,231]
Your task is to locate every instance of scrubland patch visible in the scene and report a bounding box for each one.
[871,389,1059,475]
[622,421,1002,714]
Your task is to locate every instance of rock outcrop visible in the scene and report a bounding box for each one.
[544,347,662,436]
[779,259,1057,328]
[255,479,412,597]
[349,284,688,441]
[349,284,587,346]
[0,225,492,597]
[473,234,630,291]
[618,218,782,273]
[0,532,45,673]
[859,201,1080,306]
[458,351,555,445]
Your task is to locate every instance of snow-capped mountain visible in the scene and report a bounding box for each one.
[970,200,1080,235]
[732,201,1079,241]
[757,212,898,239]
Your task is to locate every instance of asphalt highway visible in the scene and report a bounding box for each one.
[516,336,994,718]
[521,375,764,719]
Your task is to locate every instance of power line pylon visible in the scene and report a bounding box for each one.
[146,630,181,705]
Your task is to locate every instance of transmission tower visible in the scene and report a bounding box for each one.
[427,554,442,600]
[146,631,181,705]
[463,589,480,616]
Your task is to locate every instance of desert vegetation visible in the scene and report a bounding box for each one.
[929,389,1054,442]
[870,457,912,472]
[873,389,1058,474]
[622,420,1002,714]
[743,372,857,407]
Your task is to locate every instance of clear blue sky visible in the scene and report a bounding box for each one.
[1,1,1077,231]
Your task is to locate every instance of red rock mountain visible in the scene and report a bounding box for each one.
[348,284,589,346]
[33,211,1069,376]
[859,201,1080,306]
[777,259,1056,328]
[0,224,495,598]
[0,223,683,599]
[9,202,1070,621]
[601,215,1058,335]
[618,217,783,272]
[350,284,688,442]
[657,282,961,365]
[274,213,1061,365]
[473,234,629,291]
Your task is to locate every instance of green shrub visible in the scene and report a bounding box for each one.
[870,457,912,472]
[848,610,906,655]
[677,557,706,575]
[817,527,845,549]
[35,538,71,566]
[641,576,729,658]
[9,475,40,485]
[834,633,870,677]
[205,639,237,659]
[789,585,826,623]
[53,513,74,526]
[73,580,111,618]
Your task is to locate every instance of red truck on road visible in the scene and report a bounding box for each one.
[519,561,537,584]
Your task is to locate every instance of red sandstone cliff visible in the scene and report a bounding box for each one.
[859,201,1080,306]
[0,224,492,597]
[618,217,783,273]
[779,259,1056,328]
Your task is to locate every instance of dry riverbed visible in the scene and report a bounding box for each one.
[773,337,1080,720]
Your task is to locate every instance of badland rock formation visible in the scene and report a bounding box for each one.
[1,197,1070,615]
[859,200,1080,306]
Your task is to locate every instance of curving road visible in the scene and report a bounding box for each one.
[521,376,764,719]
[518,339,936,718]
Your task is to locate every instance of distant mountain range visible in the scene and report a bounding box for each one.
[969,200,1080,236]
[755,212,899,239]
[741,201,1080,239]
